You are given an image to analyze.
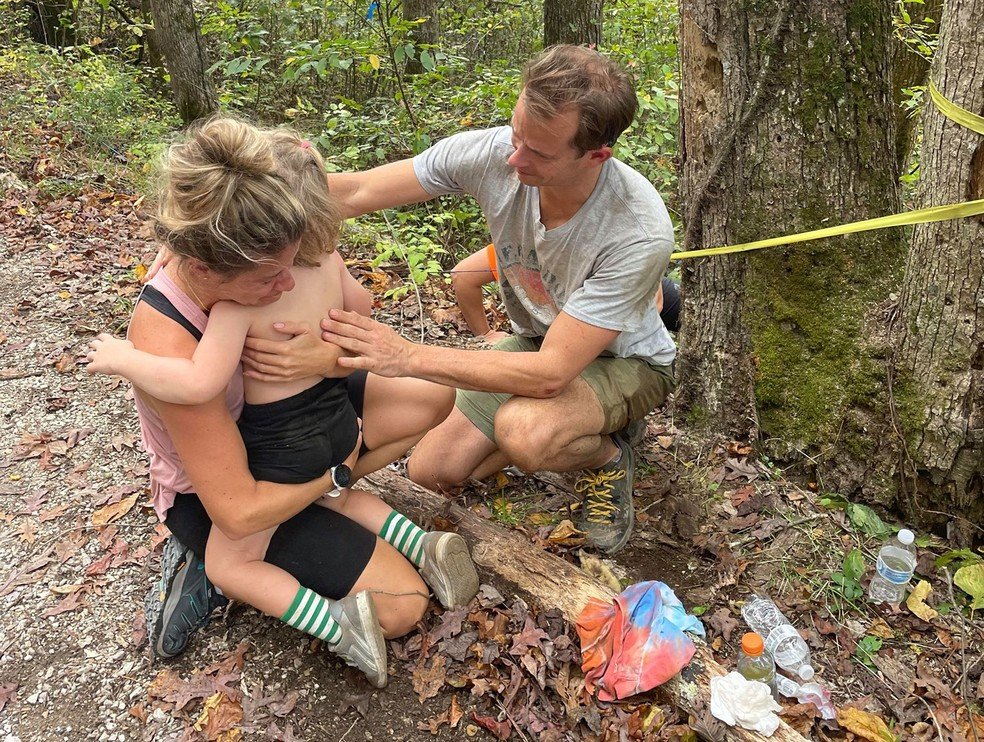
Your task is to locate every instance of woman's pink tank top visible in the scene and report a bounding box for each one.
[132,270,245,520]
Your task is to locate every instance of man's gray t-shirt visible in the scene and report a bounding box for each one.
[413,126,676,366]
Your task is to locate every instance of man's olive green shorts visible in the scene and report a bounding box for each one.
[455,335,677,443]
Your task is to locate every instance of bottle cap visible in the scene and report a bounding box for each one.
[798,664,815,681]
[898,529,914,545]
[741,632,764,655]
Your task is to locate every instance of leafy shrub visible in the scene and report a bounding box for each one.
[0,43,178,192]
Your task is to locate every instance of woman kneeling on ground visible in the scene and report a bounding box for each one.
[89,118,475,687]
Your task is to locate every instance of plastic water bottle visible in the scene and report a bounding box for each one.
[774,675,837,719]
[741,594,815,681]
[737,632,777,697]
[868,529,916,604]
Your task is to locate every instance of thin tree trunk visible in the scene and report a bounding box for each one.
[140,0,166,74]
[25,0,76,47]
[677,0,904,472]
[891,0,984,543]
[148,0,218,125]
[543,0,603,48]
[402,0,439,75]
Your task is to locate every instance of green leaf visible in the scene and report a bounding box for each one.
[844,548,866,581]
[953,563,984,610]
[936,548,983,569]
[855,635,883,668]
[819,493,848,510]
[846,503,894,539]
[420,50,435,71]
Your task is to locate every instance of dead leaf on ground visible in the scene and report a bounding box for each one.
[42,589,88,617]
[471,712,511,740]
[18,519,37,544]
[91,492,138,526]
[905,580,939,622]
[547,519,586,547]
[867,617,894,639]
[730,484,755,508]
[413,654,448,702]
[193,691,243,740]
[706,607,739,641]
[0,682,18,713]
[837,707,897,741]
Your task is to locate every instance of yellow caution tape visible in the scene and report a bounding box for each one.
[671,198,984,260]
[671,84,984,260]
[929,81,984,135]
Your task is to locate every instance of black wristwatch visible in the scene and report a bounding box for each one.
[330,464,352,489]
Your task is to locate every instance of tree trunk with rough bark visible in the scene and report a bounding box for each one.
[148,0,217,125]
[402,0,439,75]
[890,0,984,543]
[677,0,904,481]
[543,0,603,48]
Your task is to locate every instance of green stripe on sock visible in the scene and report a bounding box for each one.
[281,587,341,645]
[379,510,427,567]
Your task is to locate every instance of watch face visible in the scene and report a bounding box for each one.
[331,464,352,488]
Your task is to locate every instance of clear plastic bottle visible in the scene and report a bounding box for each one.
[740,594,815,681]
[868,528,917,604]
[737,632,777,697]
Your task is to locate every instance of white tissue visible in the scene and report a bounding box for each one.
[710,671,784,736]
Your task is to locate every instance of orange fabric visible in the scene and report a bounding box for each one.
[486,243,499,281]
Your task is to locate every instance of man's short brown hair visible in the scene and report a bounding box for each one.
[521,45,638,155]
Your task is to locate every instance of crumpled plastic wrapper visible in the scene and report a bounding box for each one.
[710,671,783,736]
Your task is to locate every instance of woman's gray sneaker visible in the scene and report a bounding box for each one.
[144,536,228,659]
[330,591,388,688]
[419,532,480,609]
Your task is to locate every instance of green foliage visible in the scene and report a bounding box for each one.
[819,495,895,540]
[935,548,984,572]
[831,548,865,605]
[893,0,937,61]
[854,634,883,669]
[6,0,682,284]
[192,0,680,274]
[371,212,447,300]
[0,43,177,192]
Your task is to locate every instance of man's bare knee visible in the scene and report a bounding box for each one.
[494,400,562,471]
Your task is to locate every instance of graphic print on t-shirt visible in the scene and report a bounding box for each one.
[497,243,559,326]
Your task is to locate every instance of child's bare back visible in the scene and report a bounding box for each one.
[236,253,349,406]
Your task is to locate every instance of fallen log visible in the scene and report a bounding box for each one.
[363,468,809,742]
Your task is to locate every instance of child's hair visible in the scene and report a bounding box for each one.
[268,131,341,267]
[154,117,307,274]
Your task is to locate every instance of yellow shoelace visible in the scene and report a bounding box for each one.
[574,468,625,523]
